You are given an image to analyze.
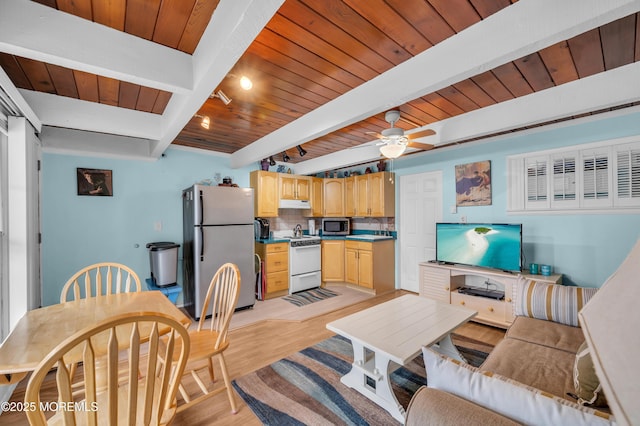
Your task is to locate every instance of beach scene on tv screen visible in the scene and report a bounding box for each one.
[437,224,521,271]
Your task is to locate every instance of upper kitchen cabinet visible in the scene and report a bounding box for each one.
[279,175,310,201]
[323,178,344,217]
[355,172,395,217]
[250,170,279,217]
[305,177,324,217]
[344,176,356,217]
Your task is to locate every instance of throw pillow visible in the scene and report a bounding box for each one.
[574,341,608,407]
[514,277,598,327]
[422,347,614,426]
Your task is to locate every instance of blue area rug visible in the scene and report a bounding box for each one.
[281,287,340,307]
[232,334,491,425]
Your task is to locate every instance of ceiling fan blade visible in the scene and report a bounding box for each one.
[407,141,435,151]
[408,128,436,139]
[365,131,384,139]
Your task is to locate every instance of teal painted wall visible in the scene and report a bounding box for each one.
[41,147,256,306]
[394,111,640,288]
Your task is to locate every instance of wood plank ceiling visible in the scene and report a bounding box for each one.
[1,0,639,164]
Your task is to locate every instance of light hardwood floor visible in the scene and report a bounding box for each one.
[4,290,505,425]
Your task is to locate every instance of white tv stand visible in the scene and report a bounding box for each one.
[419,262,562,328]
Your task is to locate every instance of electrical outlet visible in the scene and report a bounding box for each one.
[460,215,467,223]
[154,221,162,231]
[450,205,457,214]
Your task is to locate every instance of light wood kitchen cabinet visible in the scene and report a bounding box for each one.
[323,178,344,217]
[321,239,344,282]
[305,177,324,217]
[250,170,279,217]
[255,242,289,299]
[355,172,395,217]
[344,239,394,294]
[344,176,356,217]
[279,174,310,201]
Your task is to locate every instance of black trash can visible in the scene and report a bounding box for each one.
[146,242,180,287]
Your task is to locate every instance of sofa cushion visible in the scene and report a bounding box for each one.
[506,316,585,354]
[574,341,608,407]
[480,337,577,401]
[405,386,522,426]
[423,347,615,426]
[514,277,597,327]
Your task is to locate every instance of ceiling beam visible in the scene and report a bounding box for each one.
[294,61,640,175]
[231,0,640,169]
[0,0,193,94]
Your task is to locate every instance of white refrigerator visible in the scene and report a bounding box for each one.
[183,185,255,320]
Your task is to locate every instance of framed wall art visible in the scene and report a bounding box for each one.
[455,160,491,206]
[77,168,113,196]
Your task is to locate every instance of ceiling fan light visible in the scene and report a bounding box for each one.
[240,76,253,90]
[380,143,406,159]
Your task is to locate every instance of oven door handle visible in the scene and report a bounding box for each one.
[291,244,320,249]
[295,271,320,278]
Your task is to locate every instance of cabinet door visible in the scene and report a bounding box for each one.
[357,249,374,288]
[306,177,324,217]
[344,177,356,217]
[251,171,279,217]
[324,179,345,216]
[355,175,369,216]
[369,173,385,216]
[296,177,311,201]
[321,240,345,282]
[279,175,296,200]
[344,246,358,284]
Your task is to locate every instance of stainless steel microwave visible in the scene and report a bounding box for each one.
[322,218,349,235]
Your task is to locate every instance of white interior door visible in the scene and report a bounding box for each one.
[399,171,443,293]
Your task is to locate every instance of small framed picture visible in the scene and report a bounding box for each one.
[77,168,113,196]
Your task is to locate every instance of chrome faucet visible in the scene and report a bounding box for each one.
[293,224,302,238]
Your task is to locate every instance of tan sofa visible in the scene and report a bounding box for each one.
[406,279,615,426]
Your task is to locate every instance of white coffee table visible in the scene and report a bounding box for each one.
[326,294,477,422]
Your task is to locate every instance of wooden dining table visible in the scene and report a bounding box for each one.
[0,291,191,385]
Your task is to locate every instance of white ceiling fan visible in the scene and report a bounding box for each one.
[369,110,436,158]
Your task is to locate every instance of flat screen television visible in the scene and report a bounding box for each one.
[435,223,522,272]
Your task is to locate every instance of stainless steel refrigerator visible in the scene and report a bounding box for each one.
[183,185,255,320]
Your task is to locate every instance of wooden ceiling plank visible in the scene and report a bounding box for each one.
[344,0,432,56]
[398,104,440,126]
[301,0,413,66]
[153,0,197,49]
[32,0,57,8]
[0,53,33,90]
[600,14,637,70]
[178,0,220,54]
[16,57,55,93]
[386,0,454,46]
[73,70,99,103]
[151,91,172,114]
[452,79,497,108]
[422,92,466,116]
[436,86,481,113]
[279,1,395,75]
[408,99,451,121]
[118,81,141,110]
[513,53,555,92]
[469,0,513,19]
[491,62,533,97]
[538,41,580,86]
[136,86,160,113]
[567,28,605,78]
[266,13,378,82]
[46,64,79,99]
[471,71,514,103]
[125,0,162,40]
[97,76,119,106]
[428,0,481,33]
[92,0,126,31]
[56,0,92,20]
[636,13,640,61]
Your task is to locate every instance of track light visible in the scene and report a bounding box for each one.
[296,145,307,157]
[269,156,276,166]
[282,151,290,162]
[194,114,210,130]
[210,90,232,105]
[240,75,253,90]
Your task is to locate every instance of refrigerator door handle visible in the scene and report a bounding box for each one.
[199,226,204,261]
[198,190,204,226]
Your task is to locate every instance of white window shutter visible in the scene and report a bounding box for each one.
[525,156,549,209]
[615,143,640,206]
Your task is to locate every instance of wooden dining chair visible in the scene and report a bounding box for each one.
[60,262,141,302]
[24,312,190,426]
[176,262,240,414]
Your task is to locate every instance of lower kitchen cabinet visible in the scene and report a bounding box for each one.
[255,242,289,299]
[321,240,344,282]
[344,239,394,294]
